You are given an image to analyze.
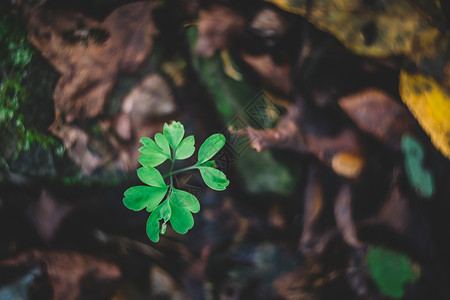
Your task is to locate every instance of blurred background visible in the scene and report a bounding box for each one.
[1,0,450,299]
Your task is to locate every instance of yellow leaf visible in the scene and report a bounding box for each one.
[265,0,441,57]
[399,71,450,159]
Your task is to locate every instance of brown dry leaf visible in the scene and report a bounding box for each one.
[334,184,362,248]
[121,74,176,123]
[338,88,416,150]
[241,122,365,178]
[29,189,74,242]
[149,266,182,299]
[26,1,156,122]
[299,167,325,255]
[362,185,411,234]
[273,271,315,300]
[51,124,104,175]
[196,4,246,57]
[250,6,288,46]
[233,100,305,152]
[241,52,292,95]
[0,250,121,300]
[234,97,365,178]
[49,73,174,175]
[306,127,364,175]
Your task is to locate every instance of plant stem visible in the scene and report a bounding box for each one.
[170,165,197,175]
[163,165,197,179]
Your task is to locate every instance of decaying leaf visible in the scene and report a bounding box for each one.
[196,4,245,57]
[265,0,442,57]
[362,178,412,234]
[234,97,365,179]
[299,167,325,255]
[399,71,450,159]
[334,184,362,248]
[51,124,104,175]
[265,0,449,159]
[250,6,288,47]
[30,189,74,242]
[0,250,121,300]
[241,52,292,95]
[26,1,156,122]
[339,88,416,150]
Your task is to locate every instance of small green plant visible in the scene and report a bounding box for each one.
[123,121,229,242]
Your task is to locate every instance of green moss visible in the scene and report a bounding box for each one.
[0,7,60,161]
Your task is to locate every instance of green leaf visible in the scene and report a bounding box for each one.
[199,160,216,168]
[137,167,166,187]
[169,203,194,234]
[139,137,164,155]
[146,200,171,242]
[401,134,434,198]
[155,133,171,157]
[168,188,197,234]
[124,121,230,243]
[365,246,420,299]
[175,135,195,160]
[123,186,168,212]
[138,153,169,167]
[163,121,185,150]
[170,188,200,213]
[196,166,229,191]
[138,137,170,167]
[198,133,226,164]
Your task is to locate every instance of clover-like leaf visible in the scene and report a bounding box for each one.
[124,121,229,243]
[139,137,164,155]
[170,188,200,213]
[137,167,166,187]
[198,133,226,164]
[146,200,171,242]
[138,153,169,167]
[138,137,170,167]
[169,202,194,234]
[196,166,229,191]
[123,185,168,212]
[155,133,171,158]
[175,135,195,160]
[163,121,185,150]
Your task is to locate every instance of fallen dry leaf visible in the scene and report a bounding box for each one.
[0,250,121,300]
[339,88,416,150]
[26,1,157,122]
[196,4,245,57]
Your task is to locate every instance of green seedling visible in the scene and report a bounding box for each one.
[365,246,420,299]
[123,121,229,242]
[401,134,434,198]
